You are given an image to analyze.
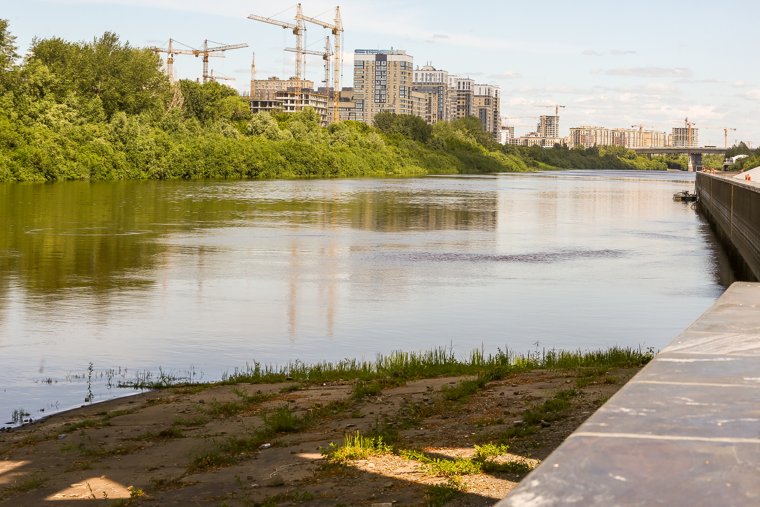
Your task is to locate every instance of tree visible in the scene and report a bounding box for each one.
[0,19,18,91]
[28,32,171,118]
[0,19,17,72]
[179,80,244,124]
[373,112,432,143]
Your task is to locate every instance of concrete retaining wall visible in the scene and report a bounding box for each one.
[496,282,760,506]
[696,172,760,281]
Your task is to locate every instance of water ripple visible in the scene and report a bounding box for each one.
[379,249,625,264]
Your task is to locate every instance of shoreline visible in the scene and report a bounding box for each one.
[0,348,651,505]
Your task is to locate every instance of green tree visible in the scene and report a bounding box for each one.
[28,32,170,117]
[373,112,432,143]
[0,19,17,72]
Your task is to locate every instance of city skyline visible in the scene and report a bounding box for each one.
[4,0,759,146]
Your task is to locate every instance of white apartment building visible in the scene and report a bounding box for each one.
[412,64,450,123]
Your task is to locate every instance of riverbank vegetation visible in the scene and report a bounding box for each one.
[1,346,652,504]
[0,21,669,183]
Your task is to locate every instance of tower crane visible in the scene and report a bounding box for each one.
[691,125,738,149]
[539,104,566,116]
[149,39,247,84]
[286,36,333,93]
[723,128,737,149]
[208,69,235,83]
[248,4,306,83]
[297,6,344,123]
[149,39,207,82]
[684,117,696,147]
[199,40,248,84]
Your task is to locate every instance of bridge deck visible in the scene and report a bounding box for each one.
[632,147,726,155]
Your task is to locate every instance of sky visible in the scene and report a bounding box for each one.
[4,0,759,146]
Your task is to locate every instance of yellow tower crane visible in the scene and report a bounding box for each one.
[297,6,344,123]
[248,4,306,84]
[149,39,247,84]
[199,40,248,84]
[684,117,696,147]
[540,104,566,116]
[149,39,205,82]
[286,36,333,94]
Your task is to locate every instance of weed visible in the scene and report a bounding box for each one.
[352,380,383,400]
[440,376,487,401]
[172,415,210,427]
[481,459,534,476]
[263,406,302,433]
[505,389,580,439]
[256,490,316,506]
[1,473,47,495]
[426,477,465,507]
[189,432,269,472]
[10,409,31,425]
[137,427,184,441]
[323,431,392,462]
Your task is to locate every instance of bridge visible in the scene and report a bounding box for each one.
[632,146,727,172]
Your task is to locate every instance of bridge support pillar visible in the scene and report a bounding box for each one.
[687,153,702,172]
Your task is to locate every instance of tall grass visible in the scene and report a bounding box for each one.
[218,346,654,387]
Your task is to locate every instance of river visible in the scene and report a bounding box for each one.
[0,171,734,426]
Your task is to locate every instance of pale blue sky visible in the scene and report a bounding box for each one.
[4,0,759,146]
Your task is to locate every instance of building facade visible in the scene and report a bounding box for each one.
[499,125,515,145]
[568,126,668,149]
[449,76,475,120]
[473,84,501,140]
[537,115,560,138]
[412,64,451,123]
[670,127,699,148]
[353,49,414,124]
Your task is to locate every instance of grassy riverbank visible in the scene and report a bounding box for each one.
[0,346,652,505]
[0,22,671,183]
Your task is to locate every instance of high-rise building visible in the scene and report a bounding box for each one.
[670,127,699,147]
[537,115,559,138]
[499,125,515,145]
[412,64,451,123]
[250,76,329,125]
[568,126,613,148]
[473,84,500,140]
[353,49,414,124]
[568,125,668,148]
[449,76,475,120]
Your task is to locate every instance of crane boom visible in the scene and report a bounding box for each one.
[200,40,248,84]
[247,4,306,82]
[286,35,332,93]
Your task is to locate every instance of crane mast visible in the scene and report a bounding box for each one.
[297,6,344,123]
[200,40,248,84]
[285,36,332,92]
[248,4,306,83]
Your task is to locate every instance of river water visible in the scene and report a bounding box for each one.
[0,171,734,426]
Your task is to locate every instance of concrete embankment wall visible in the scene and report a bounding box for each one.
[496,282,760,506]
[696,172,760,281]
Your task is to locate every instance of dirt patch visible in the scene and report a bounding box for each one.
[0,367,639,506]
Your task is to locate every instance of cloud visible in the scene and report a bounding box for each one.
[431,33,449,40]
[489,71,523,80]
[744,89,760,100]
[596,67,692,78]
[582,50,604,56]
[610,49,636,55]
